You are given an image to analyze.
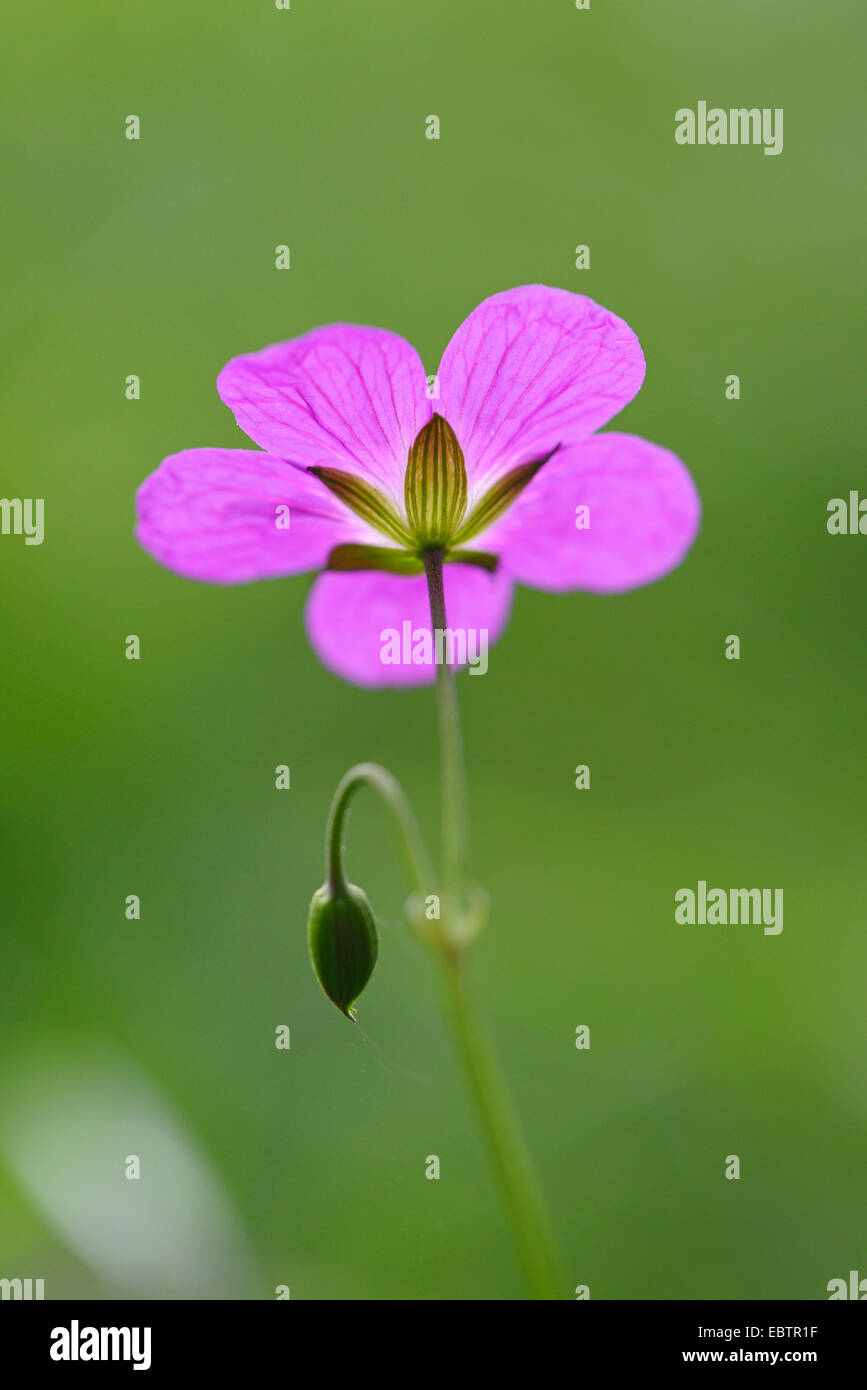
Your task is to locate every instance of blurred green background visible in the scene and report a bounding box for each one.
[1,0,864,1300]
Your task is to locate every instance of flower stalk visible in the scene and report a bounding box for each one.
[422,548,471,932]
[422,545,566,1299]
[311,559,566,1294]
[437,949,566,1300]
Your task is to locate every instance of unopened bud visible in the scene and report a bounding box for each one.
[307,880,379,1019]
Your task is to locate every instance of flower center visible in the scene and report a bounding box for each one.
[309,414,558,577]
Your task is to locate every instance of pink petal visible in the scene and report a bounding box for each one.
[216,325,432,498]
[305,564,514,687]
[436,285,645,494]
[480,433,700,593]
[135,448,375,583]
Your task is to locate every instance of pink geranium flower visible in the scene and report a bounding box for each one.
[136,285,700,685]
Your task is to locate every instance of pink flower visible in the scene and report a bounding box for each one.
[136,285,700,686]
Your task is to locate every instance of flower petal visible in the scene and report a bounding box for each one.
[305,564,514,687]
[436,285,645,494]
[216,325,432,498]
[135,447,374,583]
[479,433,700,593]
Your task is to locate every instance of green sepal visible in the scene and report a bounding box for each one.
[326,543,425,574]
[452,446,559,546]
[444,548,499,573]
[405,414,468,544]
[309,466,414,547]
[326,542,499,575]
[307,880,379,1020]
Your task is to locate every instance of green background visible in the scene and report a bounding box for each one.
[1,0,864,1300]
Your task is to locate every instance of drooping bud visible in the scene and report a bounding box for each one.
[405,414,468,544]
[307,880,379,1019]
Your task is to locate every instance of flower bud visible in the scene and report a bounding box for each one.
[307,880,379,1019]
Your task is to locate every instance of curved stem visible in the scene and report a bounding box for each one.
[325,761,432,898]
[422,547,565,1300]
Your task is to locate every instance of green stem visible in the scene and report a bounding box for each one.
[325,761,432,898]
[438,951,566,1300]
[422,548,469,918]
[422,547,565,1301]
